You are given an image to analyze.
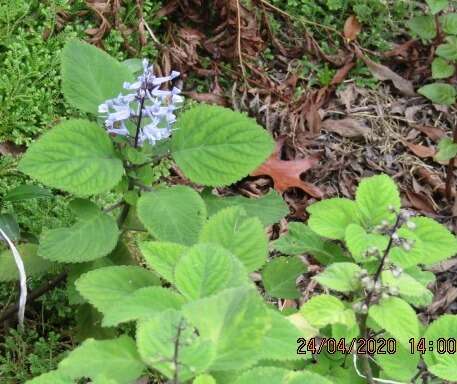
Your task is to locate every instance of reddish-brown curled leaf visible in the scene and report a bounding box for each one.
[250,139,323,198]
[344,15,362,41]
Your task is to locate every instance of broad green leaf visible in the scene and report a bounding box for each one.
[408,15,437,40]
[38,211,119,263]
[122,58,143,74]
[272,223,347,264]
[182,287,271,370]
[61,40,133,114]
[424,315,457,381]
[261,256,306,299]
[202,189,288,226]
[307,198,359,240]
[58,336,145,383]
[381,271,433,307]
[418,83,457,105]
[25,371,73,384]
[137,309,215,381]
[368,297,419,348]
[314,262,361,293]
[355,174,400,227]
[0,244,56,282]
[18,120,124,196]
[139,241,187,283]
[414,217,457,265]
[234,367,333,384]
[436,36,457,61]
[174,243,249,300]
[426,0,449,14]
[69,198,101,219]
[376,343,420,382]
[74,303,116,342]
[137,186,206,245]
[171,105,274,186]
[199,206,268,272]
[0,213,20,241]
[75,266,160,314]
[259,310,309,361]
[4,184,53,202]
[193,374,216,384]
[432,57,455,79]
[345,223,388,262]
[435,137,457,162]
[441,12,457,35]
[102,286,186,326]
[300,295,355,329]
[404,266,435,287]
[91,375,121,384]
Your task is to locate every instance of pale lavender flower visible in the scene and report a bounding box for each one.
[98,59,183,146]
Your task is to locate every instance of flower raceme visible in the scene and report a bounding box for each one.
[98,59,184,146]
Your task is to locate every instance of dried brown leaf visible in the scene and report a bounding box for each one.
[413,124,446,142]
[355,47,415,96]
[405,190,436,214]
[251,138,323,198]
[343,15,361,42]
[322,118,369,138]
[404,141,436,158]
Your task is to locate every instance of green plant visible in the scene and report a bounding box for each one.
[273,174,457,383]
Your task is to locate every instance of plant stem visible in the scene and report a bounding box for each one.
[357,214,402,383]
[172,320,184,384]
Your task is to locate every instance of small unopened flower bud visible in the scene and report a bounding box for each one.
[361,276,372,285]
[388,286,399,296]
[381,220,389,227]
[352,302,363,312]
[388,205,397,213]
[402,242,412,252]
[406,221,416,230]
[374,281,382,292]
[392,267,403,278]
[361,304,368,314]
[381,292,390,299]
[391,232,400,242]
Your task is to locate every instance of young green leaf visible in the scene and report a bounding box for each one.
[102,286,186,327]
[408,15,437,40]
[426,0,449,14]
[300,295,355,329]
[171,105,274,186]
[139,241,187,283]
[432,57,455,79]
[193,374,216,384]
[0,244,57,282]
[381,271,433,307]
[441,12,457,35]
[199,206,268,272]
[258,310,311,361]
[58,336,145,383]
[262,256,307,299]
[423,315,457,381]
[368,297,420,348]
[202,189,288,226]
[75,266,160,314]
[3,184,53,202]
[415,217,457,265]
[18,120,124,196]
[38,211,119,263]
[436,36,457,61]
[307,198,359,240]
[234,367,333,384]
[314,262,362,293]
[137,186,207,245]
[174,243,249,300]
[418,83,457,105]
[61,40,133,114]
[435,137,457,162]
[182,287,270,371]
[137,309,215,381]
[74,303,116,342]
[345,224,388,262]
[273,222,347,264]
[375,343,420,382]
[355,174,400,227]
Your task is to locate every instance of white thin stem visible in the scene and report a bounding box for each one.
[0,228,27,330]
[352,353,407,384]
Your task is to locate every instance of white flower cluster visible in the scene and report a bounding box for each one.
[98,59,183,146]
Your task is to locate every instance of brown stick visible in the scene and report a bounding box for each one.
[445,124,457,202]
